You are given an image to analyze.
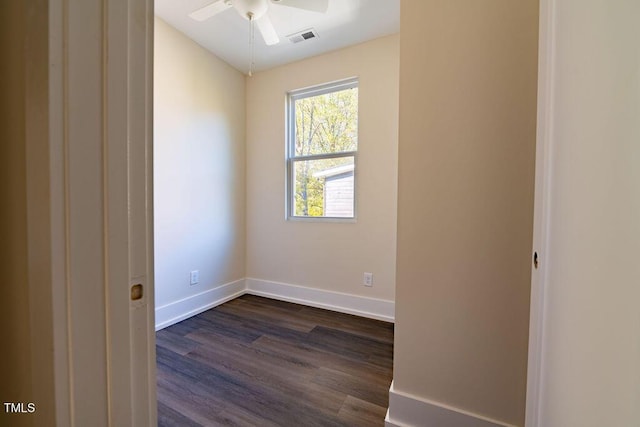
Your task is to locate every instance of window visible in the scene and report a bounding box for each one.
[287,78,358,219]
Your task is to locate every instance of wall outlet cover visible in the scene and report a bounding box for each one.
[190,270,200,285]
[364,272,373,287]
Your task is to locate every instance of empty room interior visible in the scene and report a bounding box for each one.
[3,0,639,426]
[155,0,533,425]
[153,0,401,424]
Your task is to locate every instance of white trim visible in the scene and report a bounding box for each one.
[286,77,359,221]
[155,279,246,330]
[245,278,395,322]
[25,0,59,423]
[44,0,155,423]
[289,76,359,100]
[156,277,395,330]
[525,0,555,425]
[48,1,71,423]
[385,381,517,427]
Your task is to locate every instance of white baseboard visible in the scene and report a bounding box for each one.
[245,278,395,322]
[385,381,517,427]
[155,277,395,330]
[155,279,245,330]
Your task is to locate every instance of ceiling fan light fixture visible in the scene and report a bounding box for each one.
[187,0,330,74]
[233,0,269,20]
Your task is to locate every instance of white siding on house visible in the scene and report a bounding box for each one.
[324,172,354,217]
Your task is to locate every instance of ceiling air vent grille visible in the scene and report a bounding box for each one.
[287,28,319,44]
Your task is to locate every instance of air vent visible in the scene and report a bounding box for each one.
[287,28,319,44]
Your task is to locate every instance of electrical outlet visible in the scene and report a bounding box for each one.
[363,272,373,287]
[190,270,199,286]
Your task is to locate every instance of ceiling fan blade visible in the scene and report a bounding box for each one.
[255,14,280,46]
[271,0,329,13]
[188,0,232,22]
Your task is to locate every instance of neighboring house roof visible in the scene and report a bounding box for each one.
[312,163,355,179]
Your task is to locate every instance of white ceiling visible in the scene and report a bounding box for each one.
[154,0,400,74]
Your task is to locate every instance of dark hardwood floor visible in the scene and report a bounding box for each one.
[156,294,394,427]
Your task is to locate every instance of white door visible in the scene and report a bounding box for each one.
[526,1,640,426]
[46,0,156,425]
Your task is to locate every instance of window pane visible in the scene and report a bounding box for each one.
[294,87,358,157]
[292,156,355,218]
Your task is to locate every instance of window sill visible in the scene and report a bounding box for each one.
[287,216,357,224]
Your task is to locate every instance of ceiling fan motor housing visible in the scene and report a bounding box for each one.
[233,0,269,20]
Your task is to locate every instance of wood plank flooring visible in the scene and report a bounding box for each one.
[156,294,394,426]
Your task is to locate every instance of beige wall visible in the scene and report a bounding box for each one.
[1,1,55,425]
[154,18,246,309]
[245,35,399,302]
[395,1,538,425]
[0,1,32,426]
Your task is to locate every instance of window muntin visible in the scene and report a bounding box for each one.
[287,78,358,219]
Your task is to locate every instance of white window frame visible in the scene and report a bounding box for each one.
[286,77,359,221]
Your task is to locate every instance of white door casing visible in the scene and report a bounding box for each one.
[45,0,155,425]
[526,1,640,426]
[524,0,555,425]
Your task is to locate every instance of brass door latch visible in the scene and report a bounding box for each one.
[131,284,143,301]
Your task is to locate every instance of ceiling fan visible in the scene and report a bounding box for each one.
[189,0,329,46]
